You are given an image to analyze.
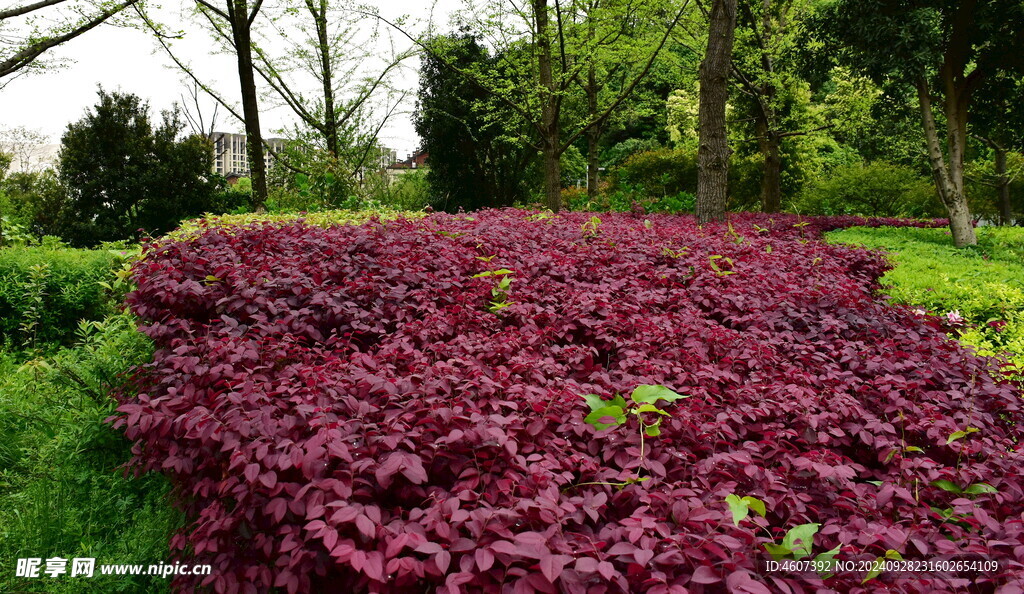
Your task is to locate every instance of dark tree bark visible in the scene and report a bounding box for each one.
[916,75,975,246]
[533,0,562,212]
[192,0,268,210]
[308,0,338,158]
[585,61,601,201]
[223,0,268,211]
[757,125,782,213]
[911,0,980,247]
[696,0,738,223]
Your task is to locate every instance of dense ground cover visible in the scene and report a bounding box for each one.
[0,312,180,593]
[115,210,1021,593]
[0,243,129,347]
[827,226,1024,378]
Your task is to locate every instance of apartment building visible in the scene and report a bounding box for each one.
[210,132,285,176]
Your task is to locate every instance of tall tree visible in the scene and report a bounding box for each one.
[731,0,828,213]
[190,0,268,210]
[970,73,1024,225]
[0,0,139,86]
[238,1,411,184]
[57,89,221,245]
[372,0,690,211]
[816,0,1024,246]
[415,34,535,210]
[695,0,738,223]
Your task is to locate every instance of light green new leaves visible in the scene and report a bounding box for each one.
[629,385,689,405]
[581,385,689,431]
[764,523,821,561]
[724,494,766,526]
[946,426,979,444]
[931,480,997,495]
[863,549,903,583]
[582,393,628,430]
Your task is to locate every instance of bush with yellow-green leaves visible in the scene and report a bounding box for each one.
[827,225,1024,379]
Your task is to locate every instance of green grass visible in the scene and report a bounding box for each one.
[826,226,1024,378]
[0,313,182,593]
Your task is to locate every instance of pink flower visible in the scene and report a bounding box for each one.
[944,310,965,325]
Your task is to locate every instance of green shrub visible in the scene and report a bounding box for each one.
[612,147,697,198]
[827,226,1024,378]
[0,312,181,593]
[789,161,942,217]
[0,246,127,347]
[165,208,428,243]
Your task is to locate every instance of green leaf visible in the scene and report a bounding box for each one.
[630,385,689,405]
[946,427,979,444]
[782,523,820,560]
[644,424,661,437]
[725,494,749,526]
[931,480,962,494]
[633,403,670,416]
[862,559,884,583]
[609,394,628,410]
[904,446,924,453]
[584,405,626,430]
[741,496,766,518]
[964,482,997,495]
[814,545,842,576]
[582,393,608,412]
[763,543,792,561]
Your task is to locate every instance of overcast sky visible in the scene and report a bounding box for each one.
[0,0,460,158]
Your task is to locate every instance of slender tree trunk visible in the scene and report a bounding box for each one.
[994,146,1011,225]
[534,0,562,212]
[586,127,600,200]
[585,62,600,200]
[310,0,337,158]
[696,0,738,224]
[979,137,1012,225]
[757,119,782,212]
[915,75,976,246]
[228,0,268,211]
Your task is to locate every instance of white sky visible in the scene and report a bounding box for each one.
[0,0,462,158]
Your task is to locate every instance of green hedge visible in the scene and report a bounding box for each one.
[0,247,125,347]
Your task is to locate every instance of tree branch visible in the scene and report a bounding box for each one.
[0,0,66,21]
[0,0,138,80]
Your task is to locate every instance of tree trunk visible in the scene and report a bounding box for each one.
[758,123,782,213]
[229,0,268,211]
[585,62,600,201]
[534,0,561,212]
[586,128,600,201]
[994,144,1011,225]
[310,0,337,158]
[696,0,738,224]
[915,76,976,246]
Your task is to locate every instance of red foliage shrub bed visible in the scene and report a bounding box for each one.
[113,211,1022,593]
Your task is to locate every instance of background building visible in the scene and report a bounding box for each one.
[210,132,285,176]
